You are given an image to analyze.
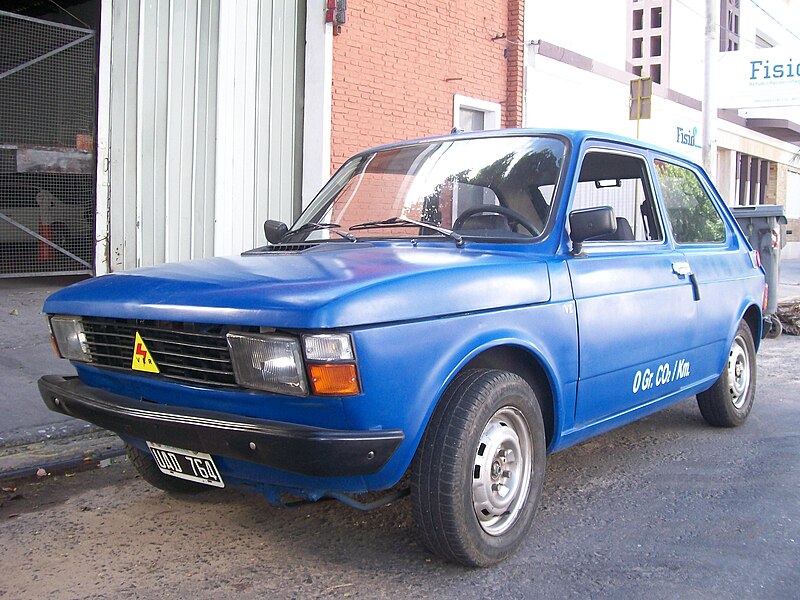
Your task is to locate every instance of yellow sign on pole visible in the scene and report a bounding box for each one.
[629,77,652,120]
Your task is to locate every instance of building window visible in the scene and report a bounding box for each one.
[459,109,485,132]
[632,37,644,59]
[453,95,501,132]
[650,63,662,83]
[735,153,772,206]
[650,35,662,57]
[633,9,644,30]
[650,6,662,28]
[627,0,670,87]
[720,0,740,52]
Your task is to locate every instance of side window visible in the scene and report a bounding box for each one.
[573,151,663,242]
[654,160,725,244]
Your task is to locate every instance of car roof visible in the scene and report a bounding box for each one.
[354,128,700,171]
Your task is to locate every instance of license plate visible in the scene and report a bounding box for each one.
[146,442,225,488]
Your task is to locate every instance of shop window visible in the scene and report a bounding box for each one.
[736,153,772,206]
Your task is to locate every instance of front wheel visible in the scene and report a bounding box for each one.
[697,321,757,427]
[411,369,546,567]
[125,443,209,494]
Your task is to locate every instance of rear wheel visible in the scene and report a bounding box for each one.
[697,321,757,427]
[411,369,546,567]
[125,443,208,494]
[765,313,782,339]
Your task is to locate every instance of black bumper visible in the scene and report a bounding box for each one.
[38,375,403,478]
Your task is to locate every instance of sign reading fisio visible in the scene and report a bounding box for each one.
[676,126,702,149]
[718,46,800,108]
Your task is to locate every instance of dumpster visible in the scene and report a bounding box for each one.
[732,204,788,338]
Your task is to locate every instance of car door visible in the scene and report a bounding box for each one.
[566,147,702,427]
[651,156,751,383]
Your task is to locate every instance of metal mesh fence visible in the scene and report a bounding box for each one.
[0,10,96,277]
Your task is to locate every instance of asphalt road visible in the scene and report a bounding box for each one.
[1,334,797,599]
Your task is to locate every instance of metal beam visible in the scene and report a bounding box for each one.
[0,34,94,81]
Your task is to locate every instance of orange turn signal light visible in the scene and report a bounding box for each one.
[308,363,360,396]
[50,334,63,359]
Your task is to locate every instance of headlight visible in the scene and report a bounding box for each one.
[303,333,354,361]
[227,333,307,395]
[49,315,92,362]
[227,332,361,396]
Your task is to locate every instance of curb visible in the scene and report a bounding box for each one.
[0,429,124,485]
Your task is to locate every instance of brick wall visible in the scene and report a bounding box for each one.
[330,0,525,171]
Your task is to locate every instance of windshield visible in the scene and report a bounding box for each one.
[291,135,566,243]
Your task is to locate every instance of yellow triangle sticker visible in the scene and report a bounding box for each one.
[132,332,160,373]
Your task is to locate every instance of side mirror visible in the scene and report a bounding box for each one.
[264,220,288,244]
[569,206,617,256]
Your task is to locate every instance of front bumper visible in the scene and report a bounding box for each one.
[38,375,403,478]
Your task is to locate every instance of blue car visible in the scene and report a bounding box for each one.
[39,130,766,567]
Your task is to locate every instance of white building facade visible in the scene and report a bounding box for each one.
[90,0,800,274]
[523,0,800,258]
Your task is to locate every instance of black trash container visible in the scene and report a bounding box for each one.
[731,204,788,338]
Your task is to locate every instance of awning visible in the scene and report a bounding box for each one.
[745,118,800,144]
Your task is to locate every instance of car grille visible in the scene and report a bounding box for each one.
[81,317,259,388]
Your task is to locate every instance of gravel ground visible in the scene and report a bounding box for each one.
[0,335,798,600]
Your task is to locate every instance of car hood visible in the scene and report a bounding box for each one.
[44,243,551,328]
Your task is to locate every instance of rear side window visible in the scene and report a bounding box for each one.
[654,160,725,244]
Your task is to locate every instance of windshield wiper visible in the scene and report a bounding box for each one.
[282,222,357,243]
[349,216,464,247]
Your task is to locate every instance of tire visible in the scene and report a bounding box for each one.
[125,443,209,494]
[765,314,782,339]
[411,369,546,567]
[697,321,757,427]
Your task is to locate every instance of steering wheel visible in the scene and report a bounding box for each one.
[453,205,539,236]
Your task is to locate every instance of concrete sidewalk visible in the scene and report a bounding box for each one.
[0,276,122,479]
[780,256,800,301]
[1,276,87,444]
[1,261,799,481]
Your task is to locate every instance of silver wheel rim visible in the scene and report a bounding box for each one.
[472,406,532,536]
[727,334,750,409]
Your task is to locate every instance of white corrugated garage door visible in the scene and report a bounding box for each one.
[97,0,304,273]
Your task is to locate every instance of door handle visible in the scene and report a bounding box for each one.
[672,261,691,277]
[672,261,700,301]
